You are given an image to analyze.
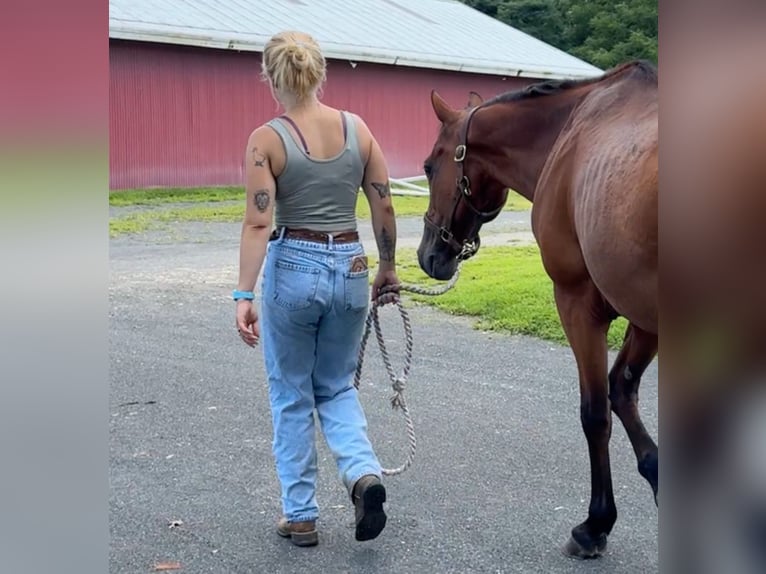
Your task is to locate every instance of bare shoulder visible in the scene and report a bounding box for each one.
[247,123,281,149]
[346,111,372,135]
[245,123,284,168]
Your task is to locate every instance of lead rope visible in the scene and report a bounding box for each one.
[352,259,465,476]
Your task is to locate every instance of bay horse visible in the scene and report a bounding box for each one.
[417,60,658,558]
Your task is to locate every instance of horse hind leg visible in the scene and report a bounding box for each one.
[553,282,616,560]
[608,323,659,505]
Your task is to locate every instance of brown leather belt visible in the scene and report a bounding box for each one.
[270,227,360,244]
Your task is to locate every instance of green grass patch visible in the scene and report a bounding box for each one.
[110,185,532,211]
[153,205,244,222]
[109,186,532,238]
[356,194,425,218]
[502,192,533,211]
[108,205,245,237]
[109,186,245,206]
[109,212,158,237]
[372,246,628,349]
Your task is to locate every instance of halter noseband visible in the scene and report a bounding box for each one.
[424,105,507,260]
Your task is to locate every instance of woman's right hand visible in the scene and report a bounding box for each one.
[236,300,260,347]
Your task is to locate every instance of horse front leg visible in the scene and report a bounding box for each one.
[554,281,616,559]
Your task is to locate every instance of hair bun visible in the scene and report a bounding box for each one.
[261,31,327,101]
[286,42,309,68]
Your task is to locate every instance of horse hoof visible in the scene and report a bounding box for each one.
[562,533,607,559]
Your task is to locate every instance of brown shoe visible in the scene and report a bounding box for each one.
[351,475,387,541]
[276,517,318,547]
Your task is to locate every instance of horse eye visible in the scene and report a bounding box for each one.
[423,163,432,178]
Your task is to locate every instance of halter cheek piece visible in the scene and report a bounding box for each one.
[423,105,507,260]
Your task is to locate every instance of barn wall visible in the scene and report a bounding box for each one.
[109,40,532,189]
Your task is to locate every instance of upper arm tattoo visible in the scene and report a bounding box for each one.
[253,189,271,212]
[251,146,266,167]
[371,181,390,199]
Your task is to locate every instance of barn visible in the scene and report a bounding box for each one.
[109,0,602,190]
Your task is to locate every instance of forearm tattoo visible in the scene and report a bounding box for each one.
[371,181,390,199]
[253,189,270,212]
[251,146,266,167]
[378,226,395,262]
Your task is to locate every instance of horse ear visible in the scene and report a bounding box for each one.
[431,90,458,124]
[466,91,483,108]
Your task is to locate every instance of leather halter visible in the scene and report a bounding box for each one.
[423,105,507,260]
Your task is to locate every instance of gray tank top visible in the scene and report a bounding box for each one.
[266,111,365,232]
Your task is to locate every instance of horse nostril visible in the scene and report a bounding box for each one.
[426,253,436,274]
[417,250,435,275]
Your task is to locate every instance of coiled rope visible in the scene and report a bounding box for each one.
[353,260,466,476]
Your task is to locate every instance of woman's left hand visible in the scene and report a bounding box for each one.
[372,269,400,306]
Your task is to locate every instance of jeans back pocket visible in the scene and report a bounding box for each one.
[273,260,320,310]
[344,268,370,311]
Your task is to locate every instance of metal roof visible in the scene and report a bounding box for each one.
[109,0,603,80]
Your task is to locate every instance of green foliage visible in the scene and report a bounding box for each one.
[461,0,657,69]
[497,0,564,44]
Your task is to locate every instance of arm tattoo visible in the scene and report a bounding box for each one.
[371,181,390,199]
[253,189,270,212]
[377,226,395,262]
[251,146,266,167]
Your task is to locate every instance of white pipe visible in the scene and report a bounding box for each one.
[390,178,428,193]
[391,189,429,197]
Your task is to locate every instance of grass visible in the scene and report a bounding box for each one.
[109,213,156,236]
[109,191,631,349]
[108,186,245,206]
[109,204,244,237]
[106,207,626,348]
[110,183,532,210]
[372,246,629,350]
[108,182,434,206]
[109,185,532,238]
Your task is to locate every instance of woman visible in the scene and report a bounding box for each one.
[233,30,400,547]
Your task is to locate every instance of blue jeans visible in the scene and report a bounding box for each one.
[259,232,382,523]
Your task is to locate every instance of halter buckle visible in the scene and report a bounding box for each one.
[439,227,453,242]
[454,144,466,162]
[458,175,471,196]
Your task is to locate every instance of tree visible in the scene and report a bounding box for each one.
[562,1,657,68]
[496,0,564,48]
[461,0,502,18]
[460,0,658,69]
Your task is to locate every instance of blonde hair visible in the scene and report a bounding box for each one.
[261,31,326,103]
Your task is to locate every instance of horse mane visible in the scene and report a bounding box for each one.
[485,60,657,106]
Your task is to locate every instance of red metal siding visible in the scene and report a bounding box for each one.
[109,40,532,189]
[110,41,268,189]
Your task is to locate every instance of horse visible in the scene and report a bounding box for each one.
[416,60,658,558]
